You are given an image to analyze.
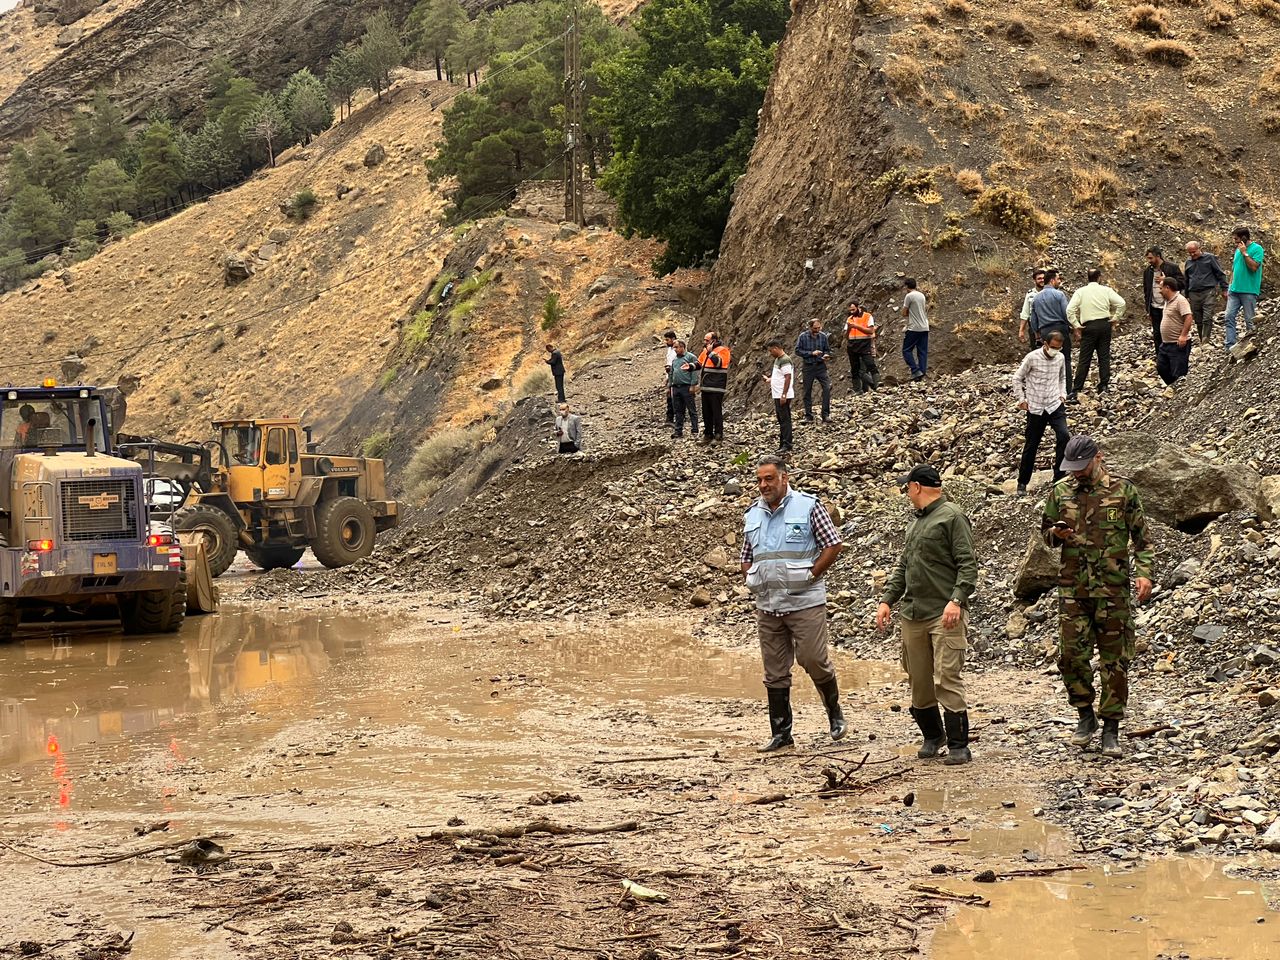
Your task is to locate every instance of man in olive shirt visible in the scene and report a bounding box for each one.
[876,465,979,765]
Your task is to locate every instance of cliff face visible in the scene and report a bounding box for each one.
[702,0,1280,397]
[0,0,414,141]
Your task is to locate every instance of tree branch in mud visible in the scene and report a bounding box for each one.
[425,819,640,840]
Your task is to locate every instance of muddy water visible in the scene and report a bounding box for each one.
[0,607,897,841]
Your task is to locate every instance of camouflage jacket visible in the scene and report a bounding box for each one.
[1041,468,1154,597]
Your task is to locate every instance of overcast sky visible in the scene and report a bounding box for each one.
[0,1,20,13]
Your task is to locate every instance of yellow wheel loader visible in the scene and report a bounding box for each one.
[119,418,398,578]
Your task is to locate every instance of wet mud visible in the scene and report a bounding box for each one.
[0,604,1276,958]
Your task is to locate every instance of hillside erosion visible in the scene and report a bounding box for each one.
[701,0,1279,401]
[0,0,414,140]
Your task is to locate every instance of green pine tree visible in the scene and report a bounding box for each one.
[5,185,68,253]
[325,48,361,122]
[407,0,467,82]
[240,94,292,167]
[280,69,334,144]
[216,76,261,165]
[181,120,238,190]
[134,122,186,213]
[80,159,136,224]
[354,10,406,101]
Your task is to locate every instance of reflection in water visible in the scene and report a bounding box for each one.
[0,609,373,770]
[933,858,1280,959]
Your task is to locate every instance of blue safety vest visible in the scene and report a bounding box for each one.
[743,489,826,614]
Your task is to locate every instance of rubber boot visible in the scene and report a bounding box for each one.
[910,706,946,759]
[816,677,848,741]
[1072,705,1099,747]
[757,687,794,753]
[942,709,971,765]
[1100,718,1121,758]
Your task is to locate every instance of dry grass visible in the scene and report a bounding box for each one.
[921,3,942,23]
[513,366,553,401]
[953,306,1010,337]
[1070,0,1096,8]
[944,0,972,16]
[1127,5,1171,35]
[1005,17,1035,43]
[1205,1,1236,28]
[1070,165,1124,211]
[1144,40,1196,67]
[884,55,926,95]
[1111,37,1140,62]
[1020,55,1054,87]
[402,424,485,502]
[972,186,1053,240]
[954,168,986,194]
[1253,0,1280,23]
[1057,19,1100,46]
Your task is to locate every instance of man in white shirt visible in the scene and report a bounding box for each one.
[1012,329,1069,495]
[1017,268,1046,345]
[762,340,795,454]
[662,330,677,426]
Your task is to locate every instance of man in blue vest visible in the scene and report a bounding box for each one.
[740,455,846,752]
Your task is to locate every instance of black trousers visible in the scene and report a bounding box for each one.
[1148,307,1163,356]
[802,365,831,420]
[1157,341,1190,384]
[774,399,793,450]
[1018,404,1070,487]
[1073,319,1112,393]
[553,370,566,402]
[847,347,879,393]
[701,391,725,438]
[672,384,697,435]
[1187,289,1218,342]
[665,386,675,423]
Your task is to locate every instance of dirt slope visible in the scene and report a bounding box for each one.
[701,0,1280,395]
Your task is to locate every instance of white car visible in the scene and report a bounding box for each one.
[145,477,187,517]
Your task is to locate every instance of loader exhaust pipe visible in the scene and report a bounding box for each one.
[85,418,97,457]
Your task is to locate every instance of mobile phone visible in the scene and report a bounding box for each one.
[1053,521,1070,529]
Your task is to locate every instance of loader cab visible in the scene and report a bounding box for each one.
[215,419,301,503]
[1,387,109,456]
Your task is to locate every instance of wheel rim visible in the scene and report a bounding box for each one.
[192,523,224,556]
[340,517,367,550]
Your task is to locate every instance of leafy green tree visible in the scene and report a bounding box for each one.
[407,0,466,81]
[241,94,291,167]
[280,69,334,143]
[325,48,361,121]
[135,121,186,212]
[181,120,238,191]
[205,57,239,117]
[79,159,135,223]
[0,246,27,287]
[105,210,135,239]
[5,185,68,253]
[594,0,787,273]
[354,11,406,101]
[216,76,261,163]
[5,143,32,193]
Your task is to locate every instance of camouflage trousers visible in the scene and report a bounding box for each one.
[1058,593,1135,721]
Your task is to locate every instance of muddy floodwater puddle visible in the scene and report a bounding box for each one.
[932,857,1280,959]
[0,606,898,841]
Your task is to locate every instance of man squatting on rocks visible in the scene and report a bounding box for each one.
[741,456,846,752]
[876,465,978,765]
[1043,435,1153,758]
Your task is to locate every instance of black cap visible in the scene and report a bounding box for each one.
[898,464,942,488]
[1060,434,1099,472]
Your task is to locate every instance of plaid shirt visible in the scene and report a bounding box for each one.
[795,331,831,367]
[740,492,842,564]
[1012,347,1067,415]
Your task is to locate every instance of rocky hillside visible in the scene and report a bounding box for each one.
[700,0,1280,397]
[0,0,415,140]
[0,71,701,460]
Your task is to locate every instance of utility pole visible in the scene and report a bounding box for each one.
[562,0,584,226]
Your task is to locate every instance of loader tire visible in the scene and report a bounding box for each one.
[311,497,376,569]
[0,598,19,644]
[173,505,239,578]
[119,587,172,635]
[160,553,188,634]
[245,543,305,571]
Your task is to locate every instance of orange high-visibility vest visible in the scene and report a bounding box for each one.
[698,344,731,369]
[846,311,876,339]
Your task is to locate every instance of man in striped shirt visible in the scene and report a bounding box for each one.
[1012,329,1069,496]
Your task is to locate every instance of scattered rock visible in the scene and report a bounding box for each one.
[223,252,254,283]
[363,144,387,168]
[54,25,81,46]
[690,587,712,608]
[1192,623,1226,644]
[1012,531,1059,599]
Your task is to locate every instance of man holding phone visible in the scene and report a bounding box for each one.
[1224,226,1265,350]
[1042,435,1154,758]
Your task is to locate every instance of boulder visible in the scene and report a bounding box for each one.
[1258,476,1280,523]
[587,275,620,298]
[60,354,86,383]
[256,242,278,262]
[1102,432,1261,531]
[363,144,386,168]
[223,252,254,283]
[57,0,103,26]
[1012,530,1059,599]
[54,25,82,47]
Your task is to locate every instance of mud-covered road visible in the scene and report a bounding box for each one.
[2,592,1277,959]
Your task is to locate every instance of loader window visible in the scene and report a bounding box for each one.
[265,428,287,466]
[288,430,298,464]
[223,426,261,466]
[2,398,105,451]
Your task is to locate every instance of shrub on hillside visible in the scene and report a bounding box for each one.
[362,430,392,459]
[514,367,552,400]
[1005,18,1034,43]
[402,424,484,502]
[972,186,1050,240]
[944,0,971,17]
[105,211,135,239]
[1057,19,1100,47]
[1127,5,1170,35]
[286,188,318,220]
[954,168,985,194]
[1205,2,1235,28]
[541,292,564,331]
[883,55,925,95]
[1070,165,1123,211]
[1143,40,1195,67]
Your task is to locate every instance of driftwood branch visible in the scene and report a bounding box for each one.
[426,820,639,841]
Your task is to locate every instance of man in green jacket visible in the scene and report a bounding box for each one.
[876,465,979,765]
[668,339,701,438]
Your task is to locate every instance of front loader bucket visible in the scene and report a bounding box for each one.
[179,533,220,614]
